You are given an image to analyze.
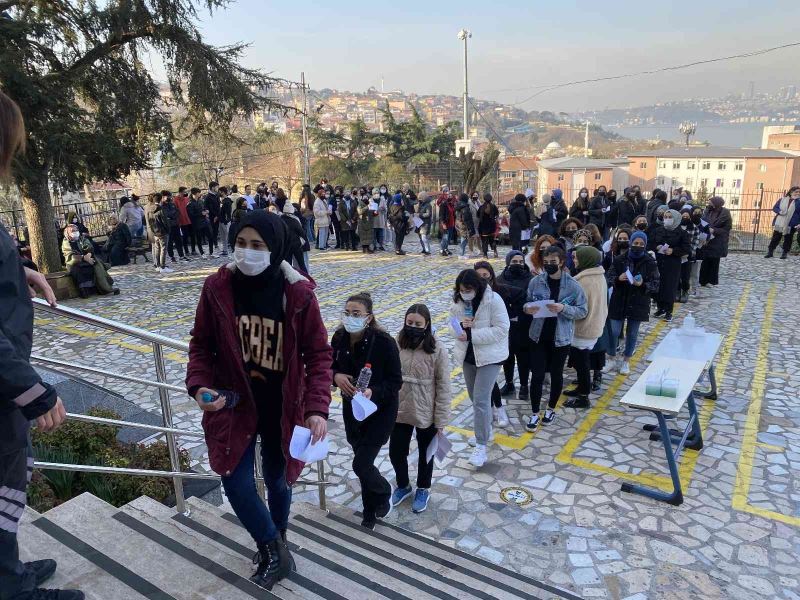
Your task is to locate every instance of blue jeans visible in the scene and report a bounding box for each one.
[609,318,642,359]
[304,217,315,244]
[460,236,468,256]
[375,228,385,247]
[316,226,329,249]
[440,228,450,252]
[221,433,291,546]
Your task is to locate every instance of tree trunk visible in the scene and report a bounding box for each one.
[20,169,63,274]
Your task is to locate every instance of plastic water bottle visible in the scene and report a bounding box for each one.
[201,392,214,403]
[684,312,696,331]
[464,303,474,319]
[356,363,372,393]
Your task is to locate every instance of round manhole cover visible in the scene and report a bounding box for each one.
[500,486,533,506]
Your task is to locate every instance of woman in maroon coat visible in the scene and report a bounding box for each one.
[186,211,332,591]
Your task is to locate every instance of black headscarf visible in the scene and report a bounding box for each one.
[234,210,287,283]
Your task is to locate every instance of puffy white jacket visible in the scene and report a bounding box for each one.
[313,197,330,228]
[450,287,510,367]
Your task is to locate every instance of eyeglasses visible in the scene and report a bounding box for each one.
[342,310,370,319]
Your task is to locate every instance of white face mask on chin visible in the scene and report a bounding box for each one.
[234,247,271,276]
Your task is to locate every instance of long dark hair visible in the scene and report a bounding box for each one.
[453,269,487,313]
[343,291,381,331]
[473,260,496,286]
[610,225,633,256]
[398,303,436,354]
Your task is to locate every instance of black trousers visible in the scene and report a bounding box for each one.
[529,340,570,413]
[211,220,220,250]
[503,344,531,391]
[180,224,196,253]
[167,226,184,258]
[0,443,34,598]
[343,398,397,517]
[679,261,692,293]
[768,229,796,254]
[480,234,496,257]
[394,223,406,252]
[389,423,437,489]
[699,257,721,286]
[332,219,342,248]
[194,224,214,255]
[569,347,591,395]
[340,229,356,250]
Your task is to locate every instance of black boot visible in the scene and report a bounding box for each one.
[781,251,789,259]
[563,395,591,409]
[563,387,582,397]
[499,382,515,396]
[29,590,84,600]
[591,372,602,392]
[764,251,774,258]
[518,385,529,401]
[251,539,291,591]
[279,530,296,572]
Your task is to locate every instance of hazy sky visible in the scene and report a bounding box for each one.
[195,0,800,113]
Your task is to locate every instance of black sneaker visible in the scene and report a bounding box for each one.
[376,498,392,521]
[764,252,773,258]
[563,395,591,409]
[251,539,291,591]
[780,252,788,259]
[542,409,556,424]
[361,513,376,530]
[563,387,581,397]
[653,309,666,318]
[518,385,529,401]
[664,313,673,322]
[591,374,602,392]
[525,414,540,431]
[26,560,56,586]
[499,382,515,396]
[171,256,177,263]
[29,590,85,600]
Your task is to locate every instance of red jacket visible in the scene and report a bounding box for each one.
[437,194,456,229]
[174,194,191,227]
[186,262,332,484]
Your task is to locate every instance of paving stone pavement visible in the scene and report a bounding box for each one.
[31,242,800,600]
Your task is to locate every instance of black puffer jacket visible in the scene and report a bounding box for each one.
[607,252,660,322]
[508,199,531,243]
[496,263,533,350]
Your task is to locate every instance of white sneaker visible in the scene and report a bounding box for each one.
[200,254,208,260]
[160,267,174,273]
[496,407,510,428]
[469,445,487,467]
[208,254,217,259]
[603,358,617,373]
[155,267,162,273]
[467,430,494,446]
[620,360,631,375]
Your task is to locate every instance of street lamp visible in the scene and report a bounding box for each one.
[458,29,472,141]
[679,121,696,147]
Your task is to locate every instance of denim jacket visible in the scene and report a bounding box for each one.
[526,272,588,347]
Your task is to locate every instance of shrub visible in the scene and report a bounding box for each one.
[29,407,192,511]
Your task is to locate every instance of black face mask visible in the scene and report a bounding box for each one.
[403,325,426,347]
[627,194,637,201]
[544,264,560,275]
[566,229,577,236]
[692,215,702,224]
[617,240,629,249]
[636,222,647,231]
[509,264,525,276]
[598,191,606,196]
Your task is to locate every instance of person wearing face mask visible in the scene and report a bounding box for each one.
[187,211,332,590]
[357,190,376,253]
[535,193,558,237]
[605,189,619,229]
[496,251,534,406]
[326,189,342,249]
[569,187,591,224]
[389,304,451,514]
[312,189,331,250]
[61,224,119,297]
[646,189,668,225]
[604,226,633,271]
[477,193,500,259]
[526,234,555,275]
[436,189,456,257]
[467,192,482,254]
[337,187,358,251]
[632,215,649,234]
[456,193,477,257]
[416,192,433,255]
[508,193,532,252]
[331,292,403,530]
[278,193,310,273]
[559,217,583,272]
[606,231,660,375]
[563,246,608,409]
[523,246,588,429]
[698,196,732,287]
[676,208,697,303]
[765,185,800,259]
[373,184,389,251]
[450,269,510,466]
[588,186,611,238]
[648,208,690,321]
[388,192,409,255]
[104,214,132,267]
[613,187,643,227]
[549,188,569,229]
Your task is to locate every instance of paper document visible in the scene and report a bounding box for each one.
[625,268,635,284]
[657,244,670,254]
[352,391,377,421]
[449,316,465,338]
[602,206,611,213]
[423,430,452,464]
[412,216,424,228]
[368,201,378,211]
[525,299,558,318]
[521,229,532,241]
[289,425,329,462]
[700,218,709,227]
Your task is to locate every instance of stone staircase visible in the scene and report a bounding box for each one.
[18,493,581,600]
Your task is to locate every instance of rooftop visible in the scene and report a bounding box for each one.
[625,146,797,159]
[538,157,617,170]
[499,156,538,171]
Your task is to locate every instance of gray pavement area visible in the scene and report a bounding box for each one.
[31,242,800,600]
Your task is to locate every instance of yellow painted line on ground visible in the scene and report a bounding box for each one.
[731,286,799,526]
[755,442,785,453]
[445,424,534,451]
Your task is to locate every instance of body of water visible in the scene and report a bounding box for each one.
[605,121,799,148]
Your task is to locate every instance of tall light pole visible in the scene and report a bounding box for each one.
[301,71,310,186]
[458,29,472,140]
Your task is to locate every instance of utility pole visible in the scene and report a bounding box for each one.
[301,71,310,186]
[584,121,590,157]
[458,29,472,140]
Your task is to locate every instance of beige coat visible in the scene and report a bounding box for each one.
[573,266,609,341]
[396,342,452,429]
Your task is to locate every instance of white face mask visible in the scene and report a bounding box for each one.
[343,315,369,333]
[234,247,271,276]
[372,193,380,199]
[580,192,588,198]
[69,231,80,241]
[461,291,476,302]
[380,188,387,194]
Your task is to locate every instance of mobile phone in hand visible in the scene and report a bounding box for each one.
[215,389,240,409]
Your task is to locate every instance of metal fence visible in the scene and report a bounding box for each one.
[1,197,122,243]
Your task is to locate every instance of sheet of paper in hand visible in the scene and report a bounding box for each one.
[352,391,377,421]
[625,268,635,284]
[289,425,329,462]
[412,215,424,228]
[521,229,532,241]
[449,316,465,338]
[525,299,558,318]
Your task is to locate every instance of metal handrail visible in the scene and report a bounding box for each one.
[32,299,330,515]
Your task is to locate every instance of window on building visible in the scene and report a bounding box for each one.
[594,172,602,180]
[718,162,727,170]
[759,164,767,172]
[731,196,740,206]
[687,162,696,170]
[701,161,711,170]
[734,162,743,171]
[659,161,666,169]
[685,177,694,187]
[672,161,681,169]
[733,179,742,188]
[700,178,708,188]
[639,162,647,169]
[657,177,665,186]
[716,178,724,188]
[557,173,564,181]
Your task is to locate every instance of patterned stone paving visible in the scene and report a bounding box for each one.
[31,242,800,600]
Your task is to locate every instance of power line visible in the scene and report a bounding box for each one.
[467,98,531,173]
[474,41,800,105]
[149,146,303,171]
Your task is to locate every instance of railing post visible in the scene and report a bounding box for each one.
[253,439,266,500]
[317,460,327,511]
[152,342,188,516]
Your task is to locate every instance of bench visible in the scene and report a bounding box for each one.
[127,241,151,264]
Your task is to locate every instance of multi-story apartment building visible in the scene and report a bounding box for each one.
[537,157,629,205]
[627,147,800,209]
